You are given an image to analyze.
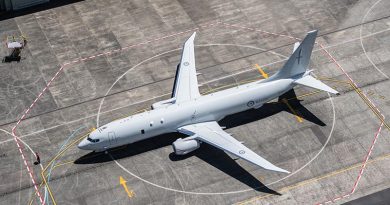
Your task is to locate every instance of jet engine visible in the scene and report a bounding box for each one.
[172,137,200,155]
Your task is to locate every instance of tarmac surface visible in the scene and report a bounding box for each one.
[1,0,390,204]
[343,187,390,205]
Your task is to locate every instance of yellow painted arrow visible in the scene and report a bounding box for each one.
[255,64,268,79]
[119,176,135,198]
[281,98,303,123]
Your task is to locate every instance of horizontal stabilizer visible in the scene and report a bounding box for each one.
[294,75,338,94]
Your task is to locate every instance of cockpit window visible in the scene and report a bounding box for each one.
[87,137,100,143]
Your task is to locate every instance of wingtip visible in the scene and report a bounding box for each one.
[184,32,196,45]
[328,87,339,95]
[281,169,291,174]
[275,168,290,174]
[306,30,318,39]
[266,164,290,174]
[189,32,196,40]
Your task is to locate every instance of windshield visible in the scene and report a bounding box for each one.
[87,137,100,143]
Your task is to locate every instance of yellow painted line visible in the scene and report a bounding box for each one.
[202,78,259,95]
[41,133,87,174]
[119,176,136,198]
[40,172,56,205]
[318,77,390,131]
[202,83,237,95]
[238,152,390,205]
[316,77,350,84]
[254,64,269,78]
[330,79,390,131]
[35,124,139,204]
[28,181,45,205]
[39,132,91,205]
[44,134,88,174]
[52,160,74,170]
[281,98,303,122]
[258,176,265,181]
[288,90,323,101]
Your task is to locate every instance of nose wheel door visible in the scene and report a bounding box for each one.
[108,132,117,145]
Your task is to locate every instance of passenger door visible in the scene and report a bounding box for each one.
[108,132,117,145]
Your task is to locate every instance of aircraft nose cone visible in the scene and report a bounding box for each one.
[78,139,89,150]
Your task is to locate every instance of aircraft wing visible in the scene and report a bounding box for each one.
[177,121,290,173]
[171,32,201,103]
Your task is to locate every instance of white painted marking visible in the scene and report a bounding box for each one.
[359,0,389,79]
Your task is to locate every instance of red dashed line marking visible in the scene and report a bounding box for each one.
[10,21,219,205]
[219,21,300,41]
[317,44,384,118]
[316,122,383,205]
[12,20,386,205]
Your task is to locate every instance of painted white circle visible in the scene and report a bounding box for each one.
[359,0,389,79]
[96,43,336,195]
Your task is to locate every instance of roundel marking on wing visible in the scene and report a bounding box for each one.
[183,62,190,66]
[239,150,245,154]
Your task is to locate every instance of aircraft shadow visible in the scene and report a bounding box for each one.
[169,144,281,195]
[75,132,280,195]
[74,132,183,164]
[219,89,326,128]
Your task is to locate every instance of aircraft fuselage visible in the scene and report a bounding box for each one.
[78,78,294,151]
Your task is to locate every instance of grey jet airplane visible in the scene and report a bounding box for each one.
[78,30,338,173]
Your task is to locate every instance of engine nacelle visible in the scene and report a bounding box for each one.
[172,138,200,155]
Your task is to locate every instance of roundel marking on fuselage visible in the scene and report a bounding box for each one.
[247,101,255,107]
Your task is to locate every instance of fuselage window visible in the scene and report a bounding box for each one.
[141,129,145,134]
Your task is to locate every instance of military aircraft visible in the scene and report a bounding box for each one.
[78,30,338,173]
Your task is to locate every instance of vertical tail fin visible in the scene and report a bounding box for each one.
[272,30,318,79]
[267,30,339,94]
